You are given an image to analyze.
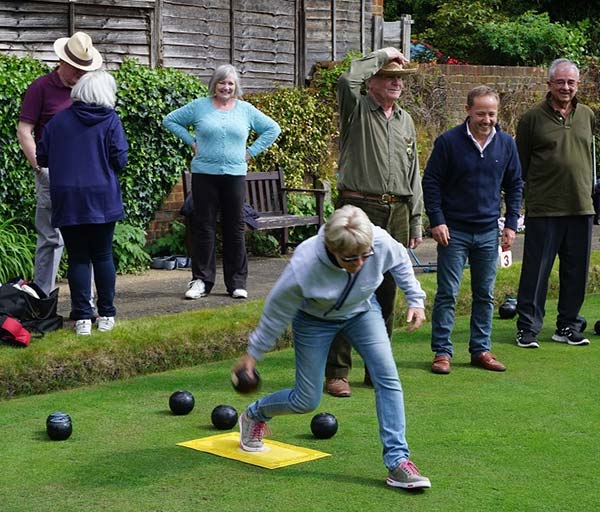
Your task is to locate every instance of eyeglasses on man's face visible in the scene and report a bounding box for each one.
[550,79,578,88]
[339,247,375,263]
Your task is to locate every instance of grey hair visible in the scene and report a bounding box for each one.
[466,85,499,108]
[208,64,243,97]
[548,58,579,80]
[324,205,373,254]
[71,70,116,108]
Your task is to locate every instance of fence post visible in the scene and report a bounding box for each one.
[400,14,413,60]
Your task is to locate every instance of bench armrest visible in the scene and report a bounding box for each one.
[283,187,327,195]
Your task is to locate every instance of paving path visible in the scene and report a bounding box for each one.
[57,226,600,321]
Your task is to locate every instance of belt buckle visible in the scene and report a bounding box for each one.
[380,193,393,203]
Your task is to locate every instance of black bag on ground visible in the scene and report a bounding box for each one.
[0,280,63,336]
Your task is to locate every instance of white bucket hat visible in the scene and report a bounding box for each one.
[53,32,103,71]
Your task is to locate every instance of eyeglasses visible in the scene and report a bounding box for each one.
[339,247,375,263]
[550,79,578,88]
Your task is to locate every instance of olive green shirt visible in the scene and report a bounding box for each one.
[337,49,423,238]
[515,94,595,217]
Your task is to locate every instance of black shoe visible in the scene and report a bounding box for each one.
[516,330,539,348]
[551,327,590,346]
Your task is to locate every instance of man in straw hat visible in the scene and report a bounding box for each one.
[17,32,102,298]
[325,47,422,398]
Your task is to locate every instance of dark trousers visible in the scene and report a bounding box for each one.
[60,222,116,320]
[191,173,248,294]
[326,197,410,379]
[516,215,592,334]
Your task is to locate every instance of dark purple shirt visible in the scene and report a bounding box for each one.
[19,70,72,142]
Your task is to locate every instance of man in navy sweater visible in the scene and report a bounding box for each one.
[422,86,522,374]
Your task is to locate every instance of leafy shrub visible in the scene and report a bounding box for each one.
[0,218,36,283]
[286,194,335,246]
[145,220,187,257]
[423,2,588,66]
[112,223,151,274]
[0,54,49,227]
[245,231,280,257]
[245,87,338,188]
[485,12,587,66]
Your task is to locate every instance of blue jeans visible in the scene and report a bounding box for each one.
[247,300,410,470]
[60,222,117,320]
[431,228,498,358]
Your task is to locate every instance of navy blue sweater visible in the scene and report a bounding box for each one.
[422,121,522,233]
[37,102,128,228]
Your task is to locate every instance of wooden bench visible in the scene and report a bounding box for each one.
[183,167,326,254]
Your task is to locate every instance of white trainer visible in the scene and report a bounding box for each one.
[184,279,206,299]
[97,316,115,332]
[231,289,248,299]
[75,319,92,336]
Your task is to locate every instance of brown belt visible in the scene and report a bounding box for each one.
[340,190,409,204]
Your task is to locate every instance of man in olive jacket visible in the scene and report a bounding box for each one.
[325,47,422,397]
[515,58,595,349]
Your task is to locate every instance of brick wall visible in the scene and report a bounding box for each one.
[146,179,186,244]
[146,64,549,242]
[438,64,547,124]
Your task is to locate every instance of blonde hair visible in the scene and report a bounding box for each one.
[324,205,373,254]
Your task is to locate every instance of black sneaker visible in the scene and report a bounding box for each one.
[516,330,539,348]
[551,327,590,346]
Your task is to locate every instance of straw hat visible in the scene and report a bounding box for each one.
[375,61,418,77]
[53,32,103,71]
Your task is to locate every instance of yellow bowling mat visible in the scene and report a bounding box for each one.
[177,432,331,469]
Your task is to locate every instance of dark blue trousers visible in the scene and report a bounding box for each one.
[516,215,592,334]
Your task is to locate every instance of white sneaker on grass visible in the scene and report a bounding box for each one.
[184,279,206,299]
[231,289,248,299]
[75,319,92,336]
[97,316,115,332]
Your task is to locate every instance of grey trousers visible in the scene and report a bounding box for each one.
[34,168,64,296]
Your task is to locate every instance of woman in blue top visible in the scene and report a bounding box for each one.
[163,65,281,300]
[37,71,128,335]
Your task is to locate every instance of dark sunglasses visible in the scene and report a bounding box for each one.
[340,247,375,263]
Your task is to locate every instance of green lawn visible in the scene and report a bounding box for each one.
[0,296,598,512]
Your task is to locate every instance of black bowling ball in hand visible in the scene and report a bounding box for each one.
[46,411,73,441]
[211,404,238,430]
[310,412,338,439]
[498,297,517,319]
[169,390,195,415]
[231,368,261,394]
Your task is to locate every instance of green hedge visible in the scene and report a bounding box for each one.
[0,54,49,222]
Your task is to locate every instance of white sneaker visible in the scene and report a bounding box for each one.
[184,279,206,299]
[231,289,248,299]
[97,316,115,332]
[75,319,92,336]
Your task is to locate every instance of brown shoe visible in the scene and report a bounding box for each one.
[431,355,451,374]
[326,378,351,397]
[471,351,506,372]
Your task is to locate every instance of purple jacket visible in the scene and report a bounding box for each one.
[37,102,128,228]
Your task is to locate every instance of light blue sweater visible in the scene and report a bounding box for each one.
[247,225,426,360]
[163,97,280,175]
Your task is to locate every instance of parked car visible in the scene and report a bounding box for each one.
[410,40,465,64]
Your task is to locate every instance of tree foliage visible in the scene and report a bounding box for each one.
[384,0,600,65]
